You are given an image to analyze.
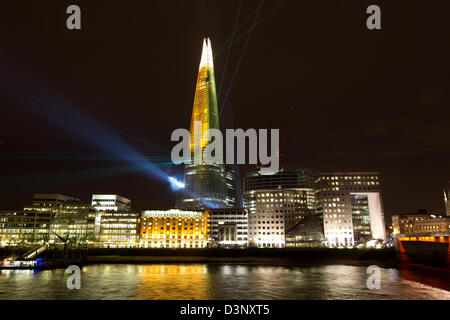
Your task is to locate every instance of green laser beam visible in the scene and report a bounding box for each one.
[219,0,265,116]
[215,0,289,59]
[218,0,243,101]
[214,4,259,60]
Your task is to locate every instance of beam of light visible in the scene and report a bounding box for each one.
[215,0,289,59]
[0,83,173,187]
[214,4,260,59]
[217,0,243,101]
[168,176,185,190]
[1,83,212,208]
[219,0,265,117]
[108,126,168,153]
[0,153,176,161]
[0,162,178,197]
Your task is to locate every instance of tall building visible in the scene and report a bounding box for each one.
[444,182,450,217]
[243,169,317,247]
[179,38,232,210]
[316,172,386,247]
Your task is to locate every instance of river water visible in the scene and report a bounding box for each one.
[0,264,449,300]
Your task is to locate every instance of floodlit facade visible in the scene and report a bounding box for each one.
[91,194,131,212]
[244,169,316,247]
[413,216,450,234]
[49,201,95,245]
[391,209,450,235]
[0,194,139,248]
[139,209,210,248]
[179,38,232,210]
[207,208,248,247]
[0,210,51,245]
[95,211,139,247]
[391,210,431,235]
[317,172,386,247]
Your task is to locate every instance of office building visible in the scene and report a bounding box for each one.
[91,194,131,212]
[244,169,316,247]
[49,201,95,245]
[317,172,386,247]
[0,210,51,245]
[207,208,248,247]
[94,211,139,247]
[285,214,325,247]
[139,209,210,248]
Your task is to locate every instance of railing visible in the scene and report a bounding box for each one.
[19,245,47,260]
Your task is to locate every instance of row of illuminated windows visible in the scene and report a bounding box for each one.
[142,217,205,222]
[325,225,353,232]
[325,214,351,218]
[99,230,136,234]
[257,193,305,198]
[249,221,284,225]
[324,220,352,225]
[141,234,205,239]
[325,231,354,236]
[328,181,379,186]
[249,226,284,230]
[322,176,378,180]
[250,232,284,236]
[325,202,346,207]
[324,209,349,213]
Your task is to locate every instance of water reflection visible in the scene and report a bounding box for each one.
[0,264,448,300]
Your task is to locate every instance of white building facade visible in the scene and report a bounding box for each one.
[317,172,386,247]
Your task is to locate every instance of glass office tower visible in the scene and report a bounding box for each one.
[179,38,231,210]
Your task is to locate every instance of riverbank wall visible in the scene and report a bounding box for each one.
[1,247,398,266]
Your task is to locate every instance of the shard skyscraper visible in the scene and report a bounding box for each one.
[177,38,234,210]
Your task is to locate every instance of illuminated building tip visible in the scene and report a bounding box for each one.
[199,37,214,69]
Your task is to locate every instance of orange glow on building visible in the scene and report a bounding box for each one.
[139,209,210,248]
[398,236,449,243]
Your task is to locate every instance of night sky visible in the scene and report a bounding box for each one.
[0,0,449,222]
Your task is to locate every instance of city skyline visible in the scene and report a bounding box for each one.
[0,0,450,305]
[0,0,449,220]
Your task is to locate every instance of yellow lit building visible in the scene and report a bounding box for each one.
[178,38,231,210]
[139,209,210,248]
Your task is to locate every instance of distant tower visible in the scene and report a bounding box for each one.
[178,38,232,210]
[445,182,450,217]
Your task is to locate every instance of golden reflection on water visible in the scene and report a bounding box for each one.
[137,264,211,299]
[0,264,449,300]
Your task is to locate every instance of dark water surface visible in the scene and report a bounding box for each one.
[0,264,449,300]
